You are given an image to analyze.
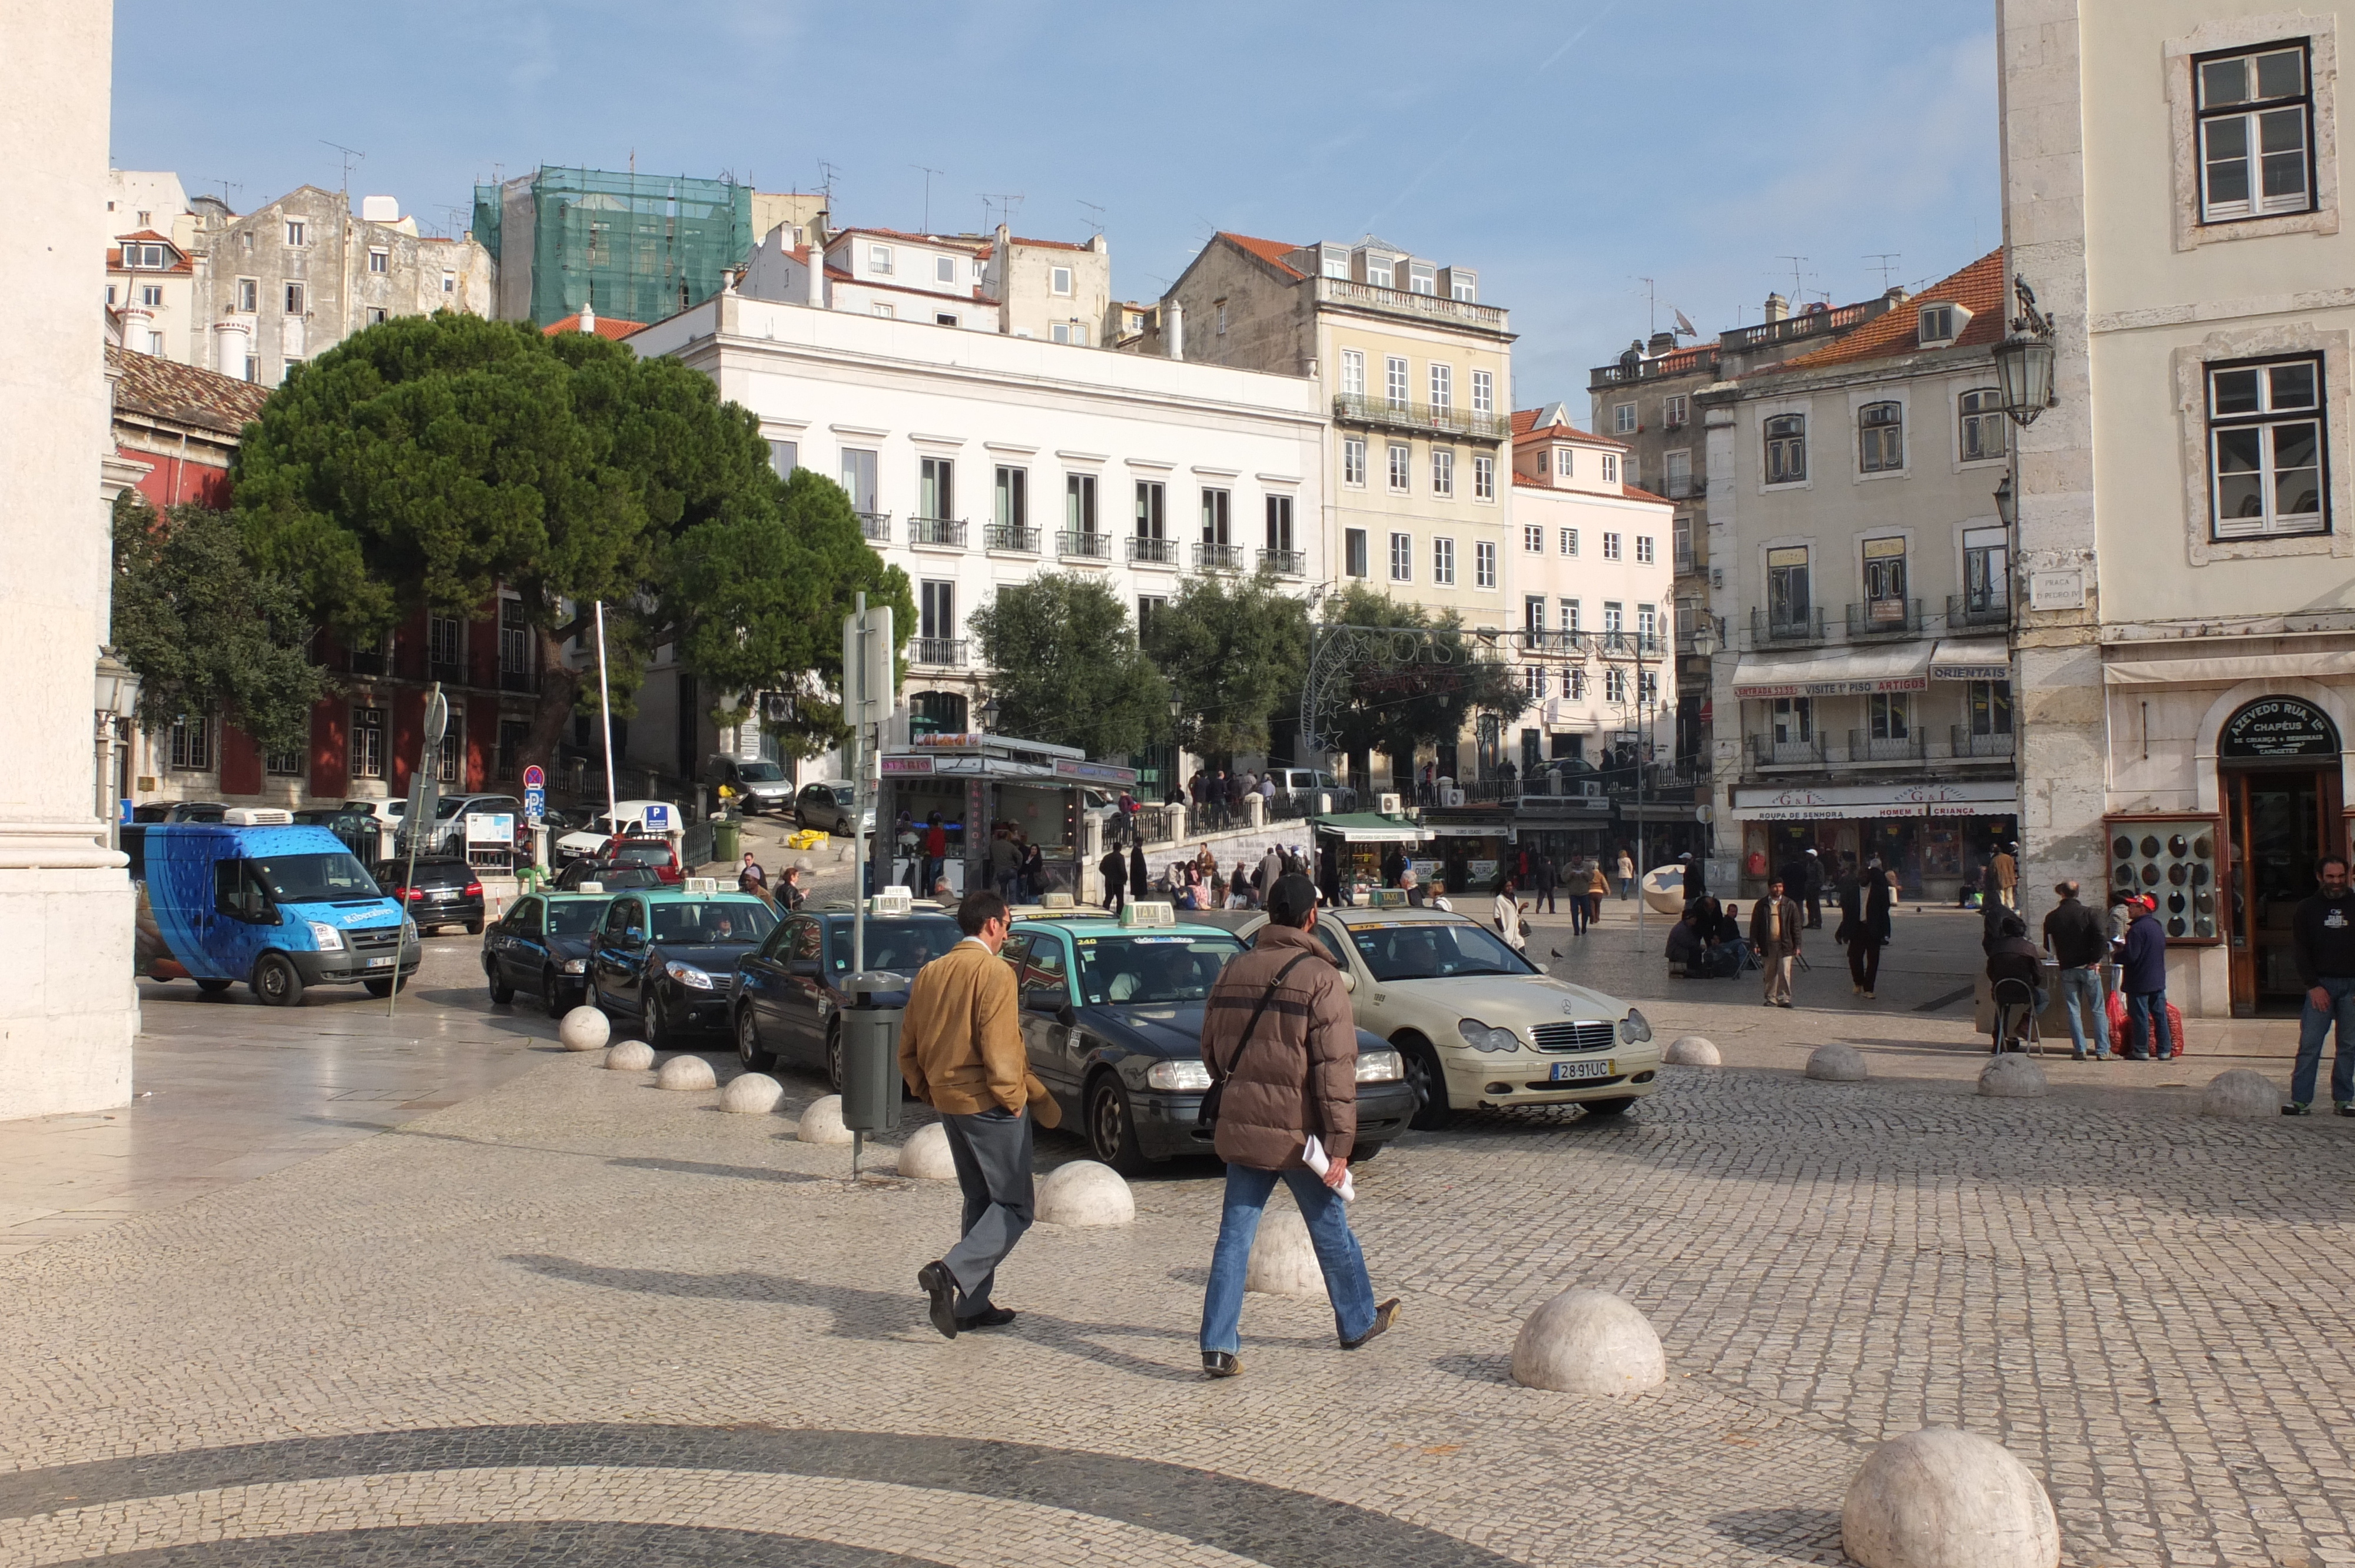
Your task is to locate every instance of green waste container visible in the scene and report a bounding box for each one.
[713,818,741,868]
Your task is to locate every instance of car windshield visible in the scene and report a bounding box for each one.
[830,787,856,806]
[548,901,608,936]
[832,915,964,975]
[250,852,382,903]
[735,762,784,782]
[1349,919,1536,981]
[650,901,775,945]
[1073,933,1241,1006]
[612,842,671,866]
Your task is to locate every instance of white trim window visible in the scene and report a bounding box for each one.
[1859,400,1904,473]
[1765,413,1807,484]
[1431,447,1454,498]
[1601,454,1619,483]
[1050,265,1073,295]
[1428,363,1453,410]
[1662,393,1689,428]
[1634,536,1656,566]
[1524,665,1547,700]
[869,244,895,275]
[168,712,214,772]
[1470,369,1494,416]
[1605,667,1627,705]
[936,256,957,284]
[1560,527,1578,557]
[2195,41,2316,222]
[368,247,389,274]
[1523,523,1544,553]
[1389,531,1413,582]
[1385,356,1409,409]
[1432,537,1456,586]
[284,220,307,247]
[1343,436,1367,487]
[1387,442,1411,493]
[2209,356,2327,537]
[1613,402,1636,434]
[1602,532,1623,562]
[1560,597,1580,632]
[1473,453,1494,501]
[1341,348,1365,398]
[350,706,386,779]
[1474,539,1496,589]
[1555,448,1573,479]
[1959,388,2008,461]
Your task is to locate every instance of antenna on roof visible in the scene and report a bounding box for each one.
[1863,252,1902,291]
[1636,275,1657,335]
[203,177,243,211]
[321,140,366,196]
[817,160,840,210]
[1775,255,1807,301]
[1077,198,1106,237]
[911,165,943,232]
[983,192,1024,231]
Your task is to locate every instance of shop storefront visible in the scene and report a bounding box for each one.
[873,734,1135,902]
[1310,812,1428,905]
[1417,822,1513,898]
[1731,782,2019,901]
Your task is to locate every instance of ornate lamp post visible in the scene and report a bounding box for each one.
[92,652,139,851]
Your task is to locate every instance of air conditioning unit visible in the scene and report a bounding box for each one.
[1377,792,1402,816]
[224,808,294,826]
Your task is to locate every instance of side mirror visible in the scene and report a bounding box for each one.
[787,958,820,978]
[1022,988,1065,1014]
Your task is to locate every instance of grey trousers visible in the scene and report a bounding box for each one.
[939,1107,1034,1314]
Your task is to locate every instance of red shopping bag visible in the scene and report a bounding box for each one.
[2107,991,2187,1056]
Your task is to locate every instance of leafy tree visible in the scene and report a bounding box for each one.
[1139,569,1309,761]
[232,311,909,768]
[968,573,1169,758]
[1312,583,1526,786]
[110,494,327,760]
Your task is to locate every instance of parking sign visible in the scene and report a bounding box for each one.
[643,803,671,830]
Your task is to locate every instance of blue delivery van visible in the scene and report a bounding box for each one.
[130,812,421,1006]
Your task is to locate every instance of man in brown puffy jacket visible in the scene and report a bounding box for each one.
[1196,874,1399,1377]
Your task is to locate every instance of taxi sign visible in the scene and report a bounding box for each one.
[867,886,914,917]
[1120,901,1176,928]
[682,876,721,894]
[1365,888,1410,909]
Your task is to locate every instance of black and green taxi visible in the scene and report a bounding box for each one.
[480,890,617,1016]
[587,886,778,1049]
[1004,908,1414,1174]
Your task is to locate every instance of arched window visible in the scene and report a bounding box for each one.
[1859,401,1904,473]
[1959,388,2007,461]
[1764,413,1806,484]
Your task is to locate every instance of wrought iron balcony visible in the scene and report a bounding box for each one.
[1330,393,1512,444]
[1259,547,1306,577]
[499,667,539,695]
[1127,536,1179,567]
[1057,530,1111,561]
[1951,726,2016,759]
[854,510,891,542]
[984,524,1040,554]
[1847,727,1926,763]
[1195,542,1245,572]
[908,516,966,549]
[1751,606,1827,645]
[1846,599,1922,639]
[1946,592,2009,631]
[910,637,967,667]
[1747,733,1826,768]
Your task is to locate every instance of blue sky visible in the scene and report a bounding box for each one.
[112,0,1998,403]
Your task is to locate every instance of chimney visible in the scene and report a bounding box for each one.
[1647,330,1675,356]
[1762,292,1789,323]
[578,301,596,334]
[805,241,824,307]
[1163,298,1184,360]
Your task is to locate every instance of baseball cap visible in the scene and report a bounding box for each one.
[1265,873,1320,926]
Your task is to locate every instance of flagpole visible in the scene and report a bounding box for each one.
[595,601,618,826]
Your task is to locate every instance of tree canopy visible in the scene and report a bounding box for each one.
[968,573,1169,758]
[1138,569,1309,760]
[1312,583,1527,777]
[110,494,327,760]
[231,311,909,764]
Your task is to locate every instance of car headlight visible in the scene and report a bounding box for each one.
[1356,1048,1404,1084]
[665,961,716,990]
[1457,1017,1522,1053]
[1147,1059,1214,1092]
[561,958,587,975]
[1619,1008,1653,1045]
[306,921,346,952]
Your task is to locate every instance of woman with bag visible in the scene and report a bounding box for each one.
[1494,878,1531,954]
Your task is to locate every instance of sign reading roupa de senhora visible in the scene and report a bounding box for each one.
[2219,697,2340,762]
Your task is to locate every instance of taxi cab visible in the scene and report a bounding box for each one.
[1240,898,1658,1128]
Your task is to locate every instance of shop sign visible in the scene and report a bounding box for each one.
[880,755,935,775]
[1734,675,1927,699]
[1053,758,1139,786]
[2220,697,2339,761]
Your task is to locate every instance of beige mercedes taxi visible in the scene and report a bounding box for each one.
[1243,903,1659,1129]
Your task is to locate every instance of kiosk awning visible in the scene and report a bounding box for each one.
[1929,640,2012,682]
[1732,643,1933,699]
[1309,813,1427,844]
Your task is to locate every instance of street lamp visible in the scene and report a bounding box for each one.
[93,650,140,849]
[978,693,1000,735]
[1993,472,2017,529]
[1991,275,2057,428]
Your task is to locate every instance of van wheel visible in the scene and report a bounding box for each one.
[251,952,304,1008]
[195,978,233,996]
[1398,1034,1451,1131]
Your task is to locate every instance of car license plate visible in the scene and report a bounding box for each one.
[1550,1058,1613,1082]
[366,955,394,969]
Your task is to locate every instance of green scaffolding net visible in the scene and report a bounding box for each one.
[472,166,752,328]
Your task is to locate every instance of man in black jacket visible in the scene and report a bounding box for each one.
[2288,855,2355,1114]
[2042,879,2111,1059]
[1749,878,1803,1008]
[1985,914,2046,1052]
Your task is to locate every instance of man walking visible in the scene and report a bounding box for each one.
[1534,852,1558,915]
[2287,855,2355,1115]
[2120,893,2175,1060]
[1256,843,1285,902]
[1099,844,1127,916]
[902,891,1062,1338]
[1198,875,1399,1377]
[1839,858,1892,999]
[2042,879,2110,1060]
[1802,848,1825,929]
[1988,841,2021,911]
[1750,875,1802,1008]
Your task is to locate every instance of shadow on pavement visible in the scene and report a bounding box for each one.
[1709,1507,1846,1564]
[1429,1351,1514,1384]
[605,1155,819,1185]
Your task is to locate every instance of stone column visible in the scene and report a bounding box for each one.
[0,4,135,1121]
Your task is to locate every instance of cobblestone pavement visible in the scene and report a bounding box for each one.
[3,913,2351,1565]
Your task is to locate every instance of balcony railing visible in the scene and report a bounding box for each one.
[1747,734,1826,768]
[1127,536,1178,566]
[1674,543,1696,576]
[1951,726,2016,759]
[854,510,891,542]
[1846,599,1922,639]
[1330,393,1513,444]
[1314,275,1510,333]
[1718,299,1883,354]
[984,524,1040,554]
[1588,343,1722,389]
[1195,542,1245,572]
[429,659,465,685]
[1751,606,1827,645]
[908,516,966,549]
[910,637,967,667]
[1058,530,1111,561]
[1946,592,2009,631]
[1259,547,1306,576]
[1848,727,1926,763]
[499,667,538,695]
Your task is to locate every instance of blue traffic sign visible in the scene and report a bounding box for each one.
[523,786,546,825]
[644,803,671,830]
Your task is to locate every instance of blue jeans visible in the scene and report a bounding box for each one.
[2293,975,2355,1106]
[2126,991,2174,1058]
[2058,966,2107,1056]
[1200,1162,1376,1354]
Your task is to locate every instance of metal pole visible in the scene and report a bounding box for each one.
[389,680,439,1021]
[595,602,619,827]
[852,591,867,978]
[1635,643,1646,946]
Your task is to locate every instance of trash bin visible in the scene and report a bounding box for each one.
[840,972,905,1137]
[713,818,741,868]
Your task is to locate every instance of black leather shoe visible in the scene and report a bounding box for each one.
[1201,1351,1242,1378]
[917,1261,958,1339]
[957,1307,1018,1330]
[1341,1297,1402,1350]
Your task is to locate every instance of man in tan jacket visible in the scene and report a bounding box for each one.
[1196,874,1398,1378]
[900,889,1060,1339]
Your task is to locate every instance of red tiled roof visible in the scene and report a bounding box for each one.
[1508,471,1670,507]
[1220,232,1305,279]
[1510,409,1627,449]
[541,313,646,341]
[1770,250,2005,372]
[1010,234,1089,251]
[106,343,271,436]
[108,247,194,275]
[1621,481,1671,504]
[114,228,174,244]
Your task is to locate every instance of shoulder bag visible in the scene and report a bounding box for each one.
[1198,952,1317,1135]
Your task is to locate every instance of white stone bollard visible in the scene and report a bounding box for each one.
[1036,1161,1135,1227]
[2201,1068,2283,1118]
[1840,1425,2060,1568]
[656,1054,717,1092]
[1978,1055,2047,1098]
[1510,1288,1667,1395]
[795,1094,854,1144]
[719,1072,784,1114]
[606,1039,655,1071]
[1664,1035,1721,1066]
[1807,1043,1869,1081]
[898,1121,958,1179]
[1245,1207,1324,1297]
[558,1006,610,1052]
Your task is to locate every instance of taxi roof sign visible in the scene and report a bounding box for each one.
[682,876,722,895]
[1365,888,1410,909]
[1120,900,1176,928]
[867,886,914,917]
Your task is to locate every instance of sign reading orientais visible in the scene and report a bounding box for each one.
[2220,697,2339,760]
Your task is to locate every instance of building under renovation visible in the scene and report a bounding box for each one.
[474,165,753,327]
